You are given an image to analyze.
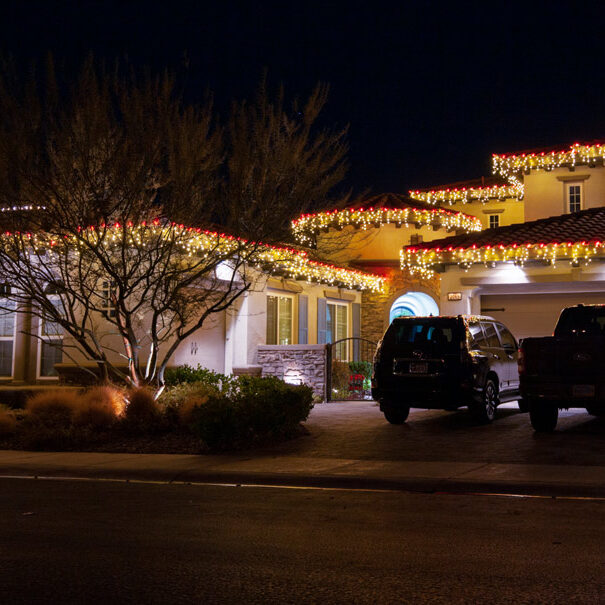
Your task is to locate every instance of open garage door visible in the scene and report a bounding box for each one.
[481,292,605,341]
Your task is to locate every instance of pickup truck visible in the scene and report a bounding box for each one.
[519,304,605,432]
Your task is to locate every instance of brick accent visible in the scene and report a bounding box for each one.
[361,268,440,343]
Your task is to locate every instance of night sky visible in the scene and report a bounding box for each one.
[1,1,605,195]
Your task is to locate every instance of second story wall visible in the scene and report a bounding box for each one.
[523,166,605,222]
[444,198,524,229]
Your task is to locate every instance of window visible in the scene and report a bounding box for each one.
[266,295,293,345]
[489,214,500,229]
[327,302,348,359]
[468,322,487,349]
[567,183,582,213]
[100,280,117,318]
[0,299,16,377]
[38,297,64,378]
[495,324,516,349]
[481,322,501,348]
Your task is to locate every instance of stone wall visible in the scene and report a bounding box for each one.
[257,344,328,399]
[361,268,440,343]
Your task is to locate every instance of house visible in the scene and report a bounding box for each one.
[402,142,605,339]
[4,141,605,400]
[0,239,384,396]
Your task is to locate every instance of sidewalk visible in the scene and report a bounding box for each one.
[2,449,605,497]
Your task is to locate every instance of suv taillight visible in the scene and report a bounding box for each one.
[518,348,525,375]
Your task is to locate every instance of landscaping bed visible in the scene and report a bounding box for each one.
[0,368,314,454]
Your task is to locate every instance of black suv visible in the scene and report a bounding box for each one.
[371,315,522,424]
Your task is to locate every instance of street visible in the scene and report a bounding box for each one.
[1,477,604,604]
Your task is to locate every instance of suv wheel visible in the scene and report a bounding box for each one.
[529,400,558,432]
[517,398,529,413]
[382,403,410,425]
[472,379,498,423]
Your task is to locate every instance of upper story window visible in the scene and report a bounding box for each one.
[266,294,293,345]
[567,183,582,213]
[489,214,500,229]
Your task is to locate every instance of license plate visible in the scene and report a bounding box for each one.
[572,384,595,398]
[409,362,428,374]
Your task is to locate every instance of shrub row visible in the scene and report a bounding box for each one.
[0,368,315,452]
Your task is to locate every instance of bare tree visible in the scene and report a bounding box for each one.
[0,60,351,394]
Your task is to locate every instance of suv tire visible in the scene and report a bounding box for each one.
[529,400,558,432]
[472,379,498,424]
[383,403,410,425]
[517,398,529,413]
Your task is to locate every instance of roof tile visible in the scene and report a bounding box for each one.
[406,207,605,251]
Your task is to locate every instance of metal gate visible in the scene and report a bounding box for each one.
[326,337,377,401]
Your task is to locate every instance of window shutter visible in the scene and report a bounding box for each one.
[298,295,308,344]
[317,298,327,344]
[352,302,361,361]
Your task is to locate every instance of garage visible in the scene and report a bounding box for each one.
[480,291,605,340]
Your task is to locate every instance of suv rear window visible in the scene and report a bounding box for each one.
[385,318,461,352]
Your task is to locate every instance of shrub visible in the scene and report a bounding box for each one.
[159,381,217,427]
[124,387,160,427]
[190,375,314,450]
[0,405,16,436]
[164,364,234,393]
[349,361,372,379]
[73,385,125,428]
[25,389,80,426]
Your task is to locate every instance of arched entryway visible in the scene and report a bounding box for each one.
[389,291,439,322]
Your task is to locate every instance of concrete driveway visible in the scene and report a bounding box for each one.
[259,400,605,467]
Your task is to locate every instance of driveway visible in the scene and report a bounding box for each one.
[259,400,605,466]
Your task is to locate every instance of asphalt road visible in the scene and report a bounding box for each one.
[257,401,605,467]
[1,477,604,604]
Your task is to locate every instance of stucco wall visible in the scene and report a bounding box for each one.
[446,198,524,228]
[315,222,457,265]
[524,166,605,222]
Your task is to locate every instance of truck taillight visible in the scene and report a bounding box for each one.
[518,348,525,374]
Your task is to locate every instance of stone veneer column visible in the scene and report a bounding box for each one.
[360,268,440,343]
[257,344,328,399]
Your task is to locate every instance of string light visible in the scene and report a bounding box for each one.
[493,142,605,178]
[291,206,482,245]
[409,182,523,205]
[0,220,386,293]
[400,240,603,278]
